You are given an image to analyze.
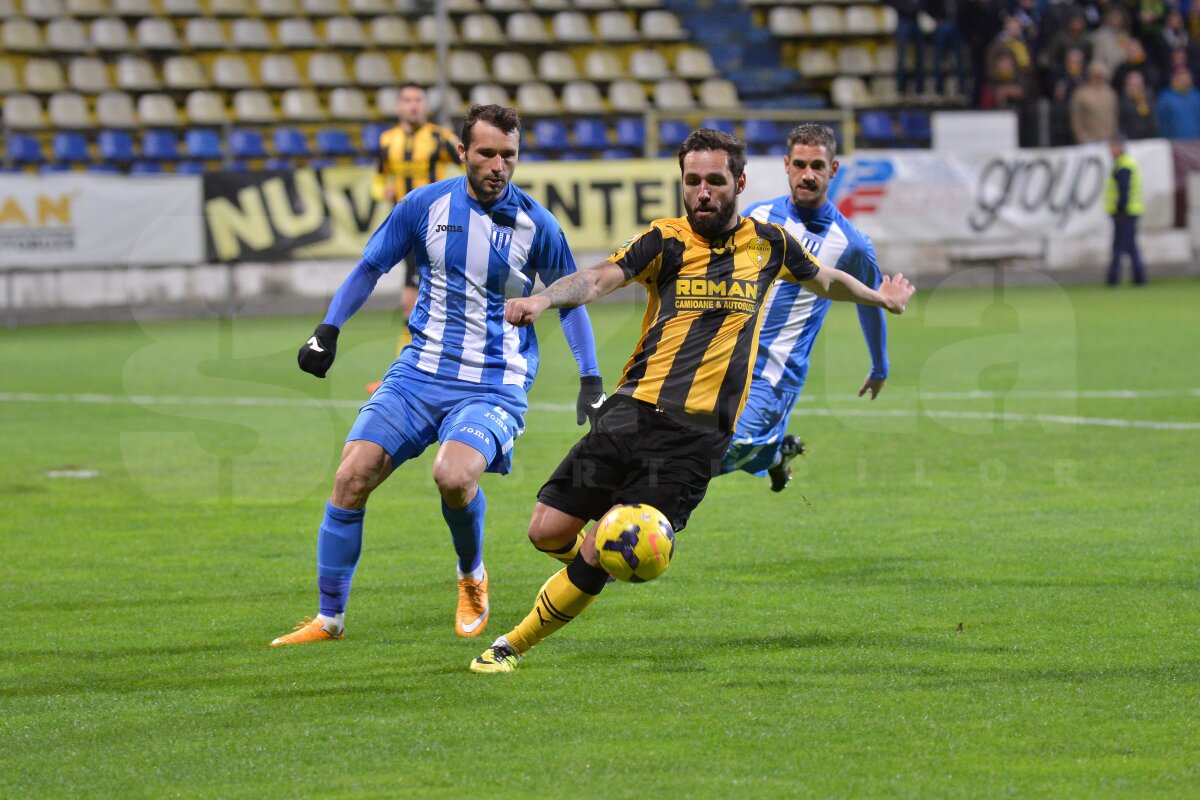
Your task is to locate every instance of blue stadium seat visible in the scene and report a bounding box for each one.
[175,161,206,174]
[898,110,931,142]
[763,143,788,156]
[700,118,736,135]
[273,127,310,158]
[310,158,337,169]
[614,117,645,149]
[88,164,123,174]
[184,129,223,160]
[361,122,388,152]
[520,150,547,162]
[53,132,91,164]
[531,119,570,150]
[600,147,636,160]
[315,128,357,156]
[98,130,135,163]
[658,119,690,148]
[229,129,268,159]
[40,163,73,173]
[743,119,783,147]
[858,111,897,146]
[142,130,181,161]
[264,157,291,170]
[573,118,609,150]
[8,133,44,165]
[558,151,589,161]
[130,161,164,174]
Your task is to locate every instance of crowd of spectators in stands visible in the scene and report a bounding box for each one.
[889,0,1200,144]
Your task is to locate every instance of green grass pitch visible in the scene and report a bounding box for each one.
[2,277,1198,798]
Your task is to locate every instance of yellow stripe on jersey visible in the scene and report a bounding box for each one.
[374,122,462,201]
[609,215,821,430]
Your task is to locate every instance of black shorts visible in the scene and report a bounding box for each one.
[537,395,732,532]
[402,251,419,290]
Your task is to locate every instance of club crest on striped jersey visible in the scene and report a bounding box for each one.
[747,236,771,265]
[491,224,513,250]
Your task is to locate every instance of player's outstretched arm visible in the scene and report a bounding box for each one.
[505,261,627,327]
[297,260,385,378]
[802,267,915,315]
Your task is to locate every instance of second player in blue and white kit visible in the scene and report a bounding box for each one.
[722,123,889,492]
[274,105,604,646]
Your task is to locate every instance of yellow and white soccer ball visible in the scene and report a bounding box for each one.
[594,503,675,583]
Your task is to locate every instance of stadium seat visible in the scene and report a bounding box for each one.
[258,0,298,16]
[137,94,181,127]
[273,127,310,157]
[184,128,223,159]
[260,55,303,89]
[486,0,527,10]
[494,52,535,85]
[573,118,609,149]
[48,92,90,128]
[303,0,341,14]
[584,50,623,82]
[229,128,268,158]
[614,116,644,149]
[231,18,273,49]
[675,47,717,80]
[858,110,897,145]
[899,110,931,142]
[401,53,439,85]
[329,87,370,120]
[537,51,578,83]
[142,129,181,160]
[23,59,67,94]
[0,61,16,94]
[506,12,548,44]
[530,0,568,10]
[462,13,504,44]
[281,89,325,121]
[351,0,391,14]
[449,51,489,84]
[175,161,207,175]
[576,0,614,9]
[136,18,181,51]
[369,16,411,47]
[515,82,561,114]
[7,133,44,164]
[316,128,357,156]
[807,5,845,35]
[52,131,91,163]
[91,18,132,52]
[67,0,108,17]
[798,48,837,78]
[600,147,636,159]
[233,90,278,123]
[47,17,88,52]
[743,119,783,147]
[27,0,65,19]
[361,123,387,152]
[96,92,137,128]
[327,17,367,48]
[353,53,395,87]
[165,57,210,91]
[278,17,319,48]
[163,0,204,15]
[468,83,509,107]
[428,85,466,116]
[3,93,45,129]
[653,79,695,111]
[830,76,872,109]
[838,45,875,76]
[640,10,685,40]
[768,7,806,37]
[3,18,44,52]
[845,5,882,35]
[561,81,603,113]
[185,18,227,49]
[608,79,649,112]
[185,91,229,124]
[116,56,161,91]
[211,0,252,16]
[308,53,350,87]
[376,86,400,115]
[98,129,135,162]
[595,10,638,43]
[531,119,570,150]
[630,49,671,81]
[700,117,736,135]
[113,0,153,14]
[658,118,690,148]
[416,15,458,45]
[699,78,739,109]
[552,11,592,43]
[68,57,112,93]
[130,160,164,174]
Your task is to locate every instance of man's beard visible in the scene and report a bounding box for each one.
[467,167,507,201]
[686,198,738,240]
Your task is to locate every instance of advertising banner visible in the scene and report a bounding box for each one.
[0,174,203,268]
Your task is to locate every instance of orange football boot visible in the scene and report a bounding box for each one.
[455,572,490,637]
[270,617,344,647]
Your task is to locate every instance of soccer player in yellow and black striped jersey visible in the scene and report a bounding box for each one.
[470,128,916,673]
[366,84,462,392]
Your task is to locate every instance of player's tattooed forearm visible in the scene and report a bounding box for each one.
[543,273,593,308]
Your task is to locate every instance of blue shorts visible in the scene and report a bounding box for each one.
[720,379,799,476]
[346,362,527,475]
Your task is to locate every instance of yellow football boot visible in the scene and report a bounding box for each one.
[270,617,344,647]
[455,571,490,637]
[470,638,520,674]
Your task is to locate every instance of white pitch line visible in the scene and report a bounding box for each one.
[1,392,1198,431]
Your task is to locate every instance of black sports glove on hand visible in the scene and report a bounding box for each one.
[297,324,340,378]
[576,375,606,426]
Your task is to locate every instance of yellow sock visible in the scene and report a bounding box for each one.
[506,568,599,654]
[534,532,584,565]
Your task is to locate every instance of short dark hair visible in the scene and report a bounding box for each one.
[398,82,425,95]
[677,128,747,179]
[461,104,521,149]
[786,123,838,160]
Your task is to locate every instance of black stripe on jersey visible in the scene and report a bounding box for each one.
[622,233,686,389]
[656,238,739,411]
[428,130,443,185]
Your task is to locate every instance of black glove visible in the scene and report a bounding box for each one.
[297,323,339,378]
[576,375,606,426]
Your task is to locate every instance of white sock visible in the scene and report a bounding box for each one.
[316,612,344,633]
[457,562,486,582]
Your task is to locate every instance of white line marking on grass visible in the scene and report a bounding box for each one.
[2,392,1198,431]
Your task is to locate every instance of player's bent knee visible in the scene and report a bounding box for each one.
[527,505,582,550]
[432,462,475,498]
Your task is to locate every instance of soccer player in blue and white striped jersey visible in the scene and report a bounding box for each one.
[274,105,605,646]
[722,123,890,492]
